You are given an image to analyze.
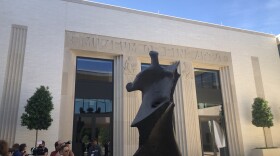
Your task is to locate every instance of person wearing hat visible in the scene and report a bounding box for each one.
[87,138,101,156]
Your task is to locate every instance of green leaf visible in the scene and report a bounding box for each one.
[252,97,274,128]
[20,86,54,130]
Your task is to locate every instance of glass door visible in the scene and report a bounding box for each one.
[194,69,229,156]
[73,57,114,156]
[199,117,221,156]
[72,114,112,156]
[73,115,93,156]
[95,116,111,156]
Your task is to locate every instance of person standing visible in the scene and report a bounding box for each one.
[11,144,19,155]
[104,140,110,156]
[87,138,101,156]
[65,143,74,156]
[55,142,74,156]
[58,145,70,156]
[13,144,27,156]
[50,141,61,156]
[0,140,10,156]
[33,140,48,156]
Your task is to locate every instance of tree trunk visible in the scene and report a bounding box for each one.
[35,129,38,147]
[263,127,268,148]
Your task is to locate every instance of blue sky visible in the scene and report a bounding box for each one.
[91,0,280,35]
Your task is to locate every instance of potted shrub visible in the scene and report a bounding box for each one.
[251,97,279,156]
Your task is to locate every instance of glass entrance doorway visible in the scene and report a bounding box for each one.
[72,57,113,156]
[73,114,112,156]
[195,69,229,156]
[199,117,224,156]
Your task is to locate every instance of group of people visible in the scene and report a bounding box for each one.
[50,138,103,156]
[0,140,50,156]
[0,138,103,156]
[0,139,73,156]
[0,140,27,156]
[52,138,105,156]
[50,140,74,156]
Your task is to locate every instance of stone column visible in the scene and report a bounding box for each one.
[113,55,124,156]
[220,66,244,156]
[122,55,141,156]
[0,25,28,144]
[175,61,202,156]
[59,48,76,141]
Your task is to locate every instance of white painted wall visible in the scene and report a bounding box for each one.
[0,0,66,152]
[0,0,279,155]
[0,0,12,117]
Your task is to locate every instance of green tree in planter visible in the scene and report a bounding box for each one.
[21,86,54,148]
[252,97,273,148]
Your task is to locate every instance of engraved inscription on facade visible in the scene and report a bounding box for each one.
[66,31,230,65]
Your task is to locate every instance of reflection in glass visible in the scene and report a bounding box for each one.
[74,99,112,114]
[195,69,222,109]
[74,116,92,156]
[73,57,113,156]
[141,63,150,71]
[95,117,111,156]
[141,63,168,71]
[74,58,113,114]
[195,69,229,156]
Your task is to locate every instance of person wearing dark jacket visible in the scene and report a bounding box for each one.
[32,140,48,156]
[11,143,19,155]
[87,138,101,156]
[13,144,27,156]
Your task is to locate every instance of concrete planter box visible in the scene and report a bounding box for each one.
[251,148,280,156]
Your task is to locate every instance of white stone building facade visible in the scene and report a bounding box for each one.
[0,0,280,156]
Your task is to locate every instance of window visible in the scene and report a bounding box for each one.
[195,69,222,109]
[141,63,168,71]
[74,58,113,114]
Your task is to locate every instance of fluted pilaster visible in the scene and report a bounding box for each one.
[113,55,124,156]
[123,55,140,156]
[220,66,244,156]
[173,63,187,155]
[0,25,27,144]
[177,61,202,156]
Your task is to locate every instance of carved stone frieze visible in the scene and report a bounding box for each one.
[65,31,231,66]
[123,56,139,75]
[180,61,194,80]
[123,55,139,98]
